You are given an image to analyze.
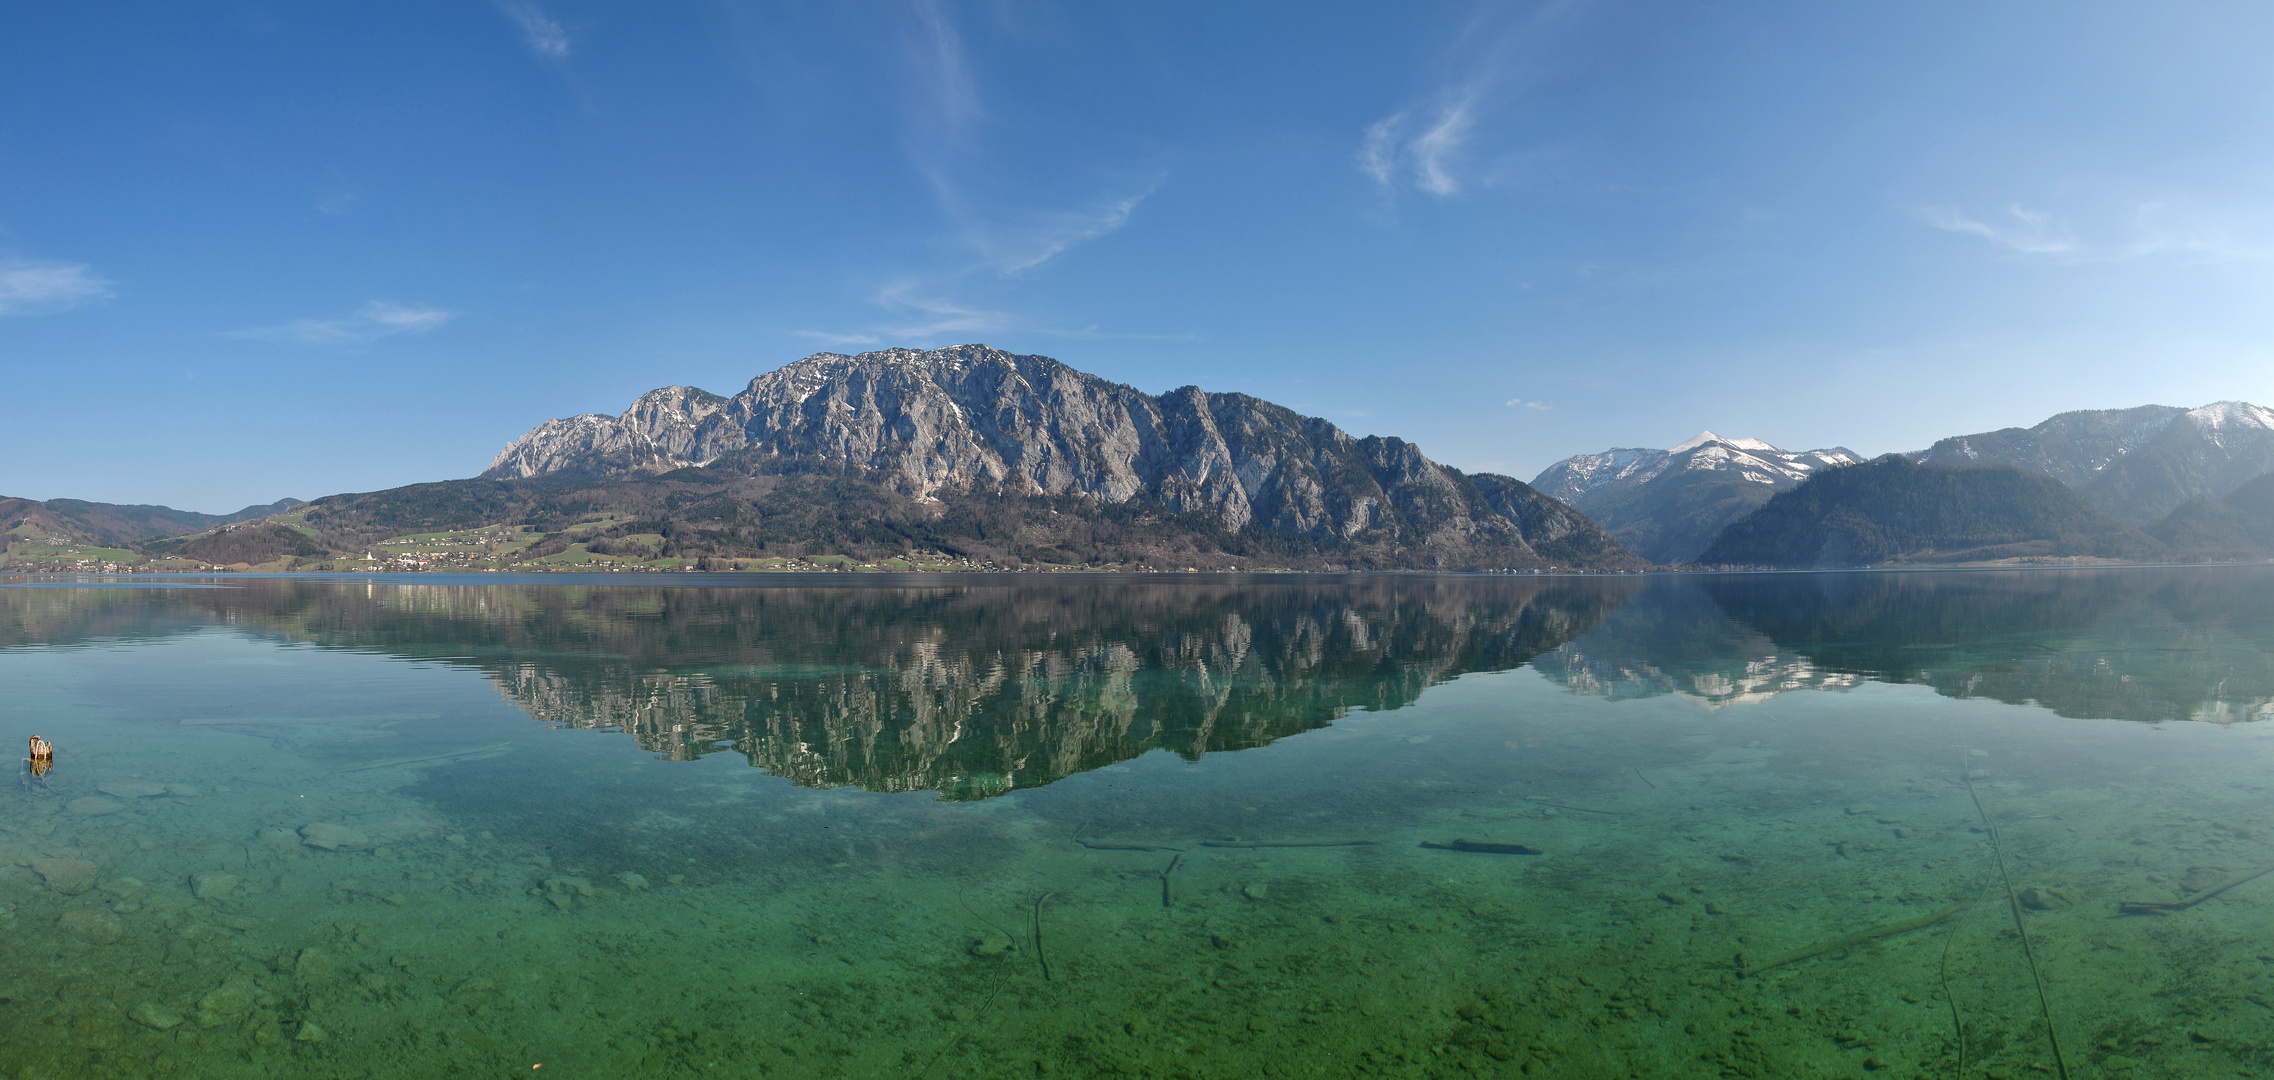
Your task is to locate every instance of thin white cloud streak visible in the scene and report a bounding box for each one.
[989,187,1154,275]
[791,329,881,347]
[910,0,980,133]
[230,301,455,345]
[1358,1,1587,202]
[784,5,1163,349]
[1360,95,1480,198]
[1923,204,2075,255]
[1505,397,1551,411]
[1924,200,2271,263]
[1358,113,1403,188]
[499,2,570,59]
[0,259,113,316]
[1409,99,1478,196]
[873,284,1009,340]
[795,182,1157,347]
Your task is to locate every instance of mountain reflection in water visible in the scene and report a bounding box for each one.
[5,566,2270,801]
[1536,567,2274,723]
[0,575,1638,798]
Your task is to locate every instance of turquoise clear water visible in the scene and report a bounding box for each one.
[4,569,2274,1078]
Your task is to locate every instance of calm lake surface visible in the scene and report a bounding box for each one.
[5,569,2274,1079]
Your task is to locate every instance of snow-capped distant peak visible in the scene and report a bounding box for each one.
[1669,431,1784,455]
[2188,401,2274,432]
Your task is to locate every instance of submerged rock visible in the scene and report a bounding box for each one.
[61,908,124,945]
[31,858,99,896]
[295,1020,328,1043]
[542,876,595,908]
[97,781,169,799]
[191,872,239,902]
[131,1002,185,1030]
[66,797,120,817]
[199,977,258,1020]
[300,823,370,851]
[296,947,338,979]
[2017,887,2072,911]
[969,937,1014,958]
[100,876,149,898]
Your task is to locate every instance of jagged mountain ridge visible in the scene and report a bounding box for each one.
[1912,401,2274,525]
[1530,432,1860,565]
[476,344,1639,570]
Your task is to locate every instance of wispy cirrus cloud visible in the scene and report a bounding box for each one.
[873,284,1010,340]
[0,259,113,316]
[790,329,882,348]
[1505,397,1551,411]
[768,2,1166,350]
[1359,1,1585,204]
[498,1,570,59]
[1362,97,1480,198]
[983,186,1156,276]
[230,301,454,345]
[1924,198,2271,263]
[1922,204,2076,255]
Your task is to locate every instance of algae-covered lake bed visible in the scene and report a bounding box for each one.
[5,568,2274,1078]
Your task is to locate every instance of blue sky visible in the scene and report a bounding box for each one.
[4,2,2272,512]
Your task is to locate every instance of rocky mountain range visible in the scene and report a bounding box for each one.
[1529,433,1860,565]
[1912,401,2274,525]
[11,344,2272,574]
[446,344,1641,571]
[1535,400,2274,567]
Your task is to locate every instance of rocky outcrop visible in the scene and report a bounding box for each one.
[480,345,1636,568]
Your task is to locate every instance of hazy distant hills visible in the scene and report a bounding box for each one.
[1538,400,2274,568]
[1531,433,1859,565]
[1696,457,2160,567]
[308,345,1643,572]
[2145,473,2274,560]
[1913,401,2274,525]
[0,496,301,550]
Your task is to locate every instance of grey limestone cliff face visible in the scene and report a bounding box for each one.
[483,345,1631,564]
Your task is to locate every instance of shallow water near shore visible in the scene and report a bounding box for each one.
[5,569,2274,1079]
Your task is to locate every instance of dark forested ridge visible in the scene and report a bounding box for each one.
[142,522,327,565]
[1694,457,2166,568]
[2145,472,2274,560]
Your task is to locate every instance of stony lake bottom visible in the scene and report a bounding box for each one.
[3,569,2274,1080]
